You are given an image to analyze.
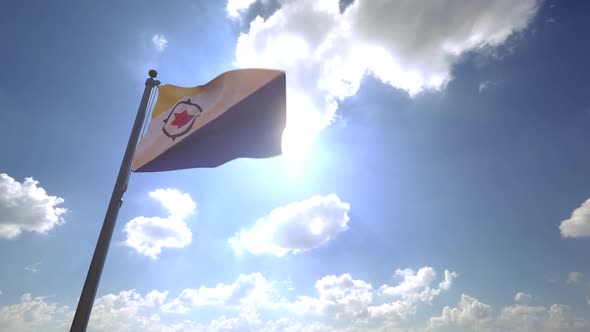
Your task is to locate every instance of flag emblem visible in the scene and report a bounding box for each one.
[162,99,203,140]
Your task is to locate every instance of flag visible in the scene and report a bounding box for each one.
[132,69,286,172]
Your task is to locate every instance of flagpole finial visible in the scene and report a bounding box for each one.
[149,69,158,78]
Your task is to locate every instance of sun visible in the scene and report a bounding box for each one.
[280,92,324,167]
[281,127,314,166]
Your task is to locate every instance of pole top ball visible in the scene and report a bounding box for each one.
[148,69,158,78]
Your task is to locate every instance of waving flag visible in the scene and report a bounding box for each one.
[132,69,286,172]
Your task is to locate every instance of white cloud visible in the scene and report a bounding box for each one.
[429,294,493,331]
[429,295,590,332]
[560,199,590,237]
[207,313,267,331]
[148,189,196,219]
[151,34,168,52]
[234,0,540,155]
[379,267,458,303]
[478,80,494,92]
[124,217,192,259]
[367,300,414,324]
[0,173,66,239]
[124,189,195,258]
[226,0,258,18]
[514,292,533,304]
[3,267,589,332]
[0,294,70,332]
[286,266,456,329]
[290,273,373,320]
[87,290,170,332]
[229,193,350,256]
[567,272,584,284]
[161,273,276,314]
[24,262,41,273]
[264,319,332,332]
[498,304,547,331]
[497,303,590,332]
[159,267,456,328]
[369,268,457,322]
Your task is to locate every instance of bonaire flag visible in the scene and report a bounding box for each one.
[132,69,286,172]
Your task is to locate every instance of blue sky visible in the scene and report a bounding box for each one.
[1,0,590,331]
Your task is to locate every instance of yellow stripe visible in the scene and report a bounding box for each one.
[152,84,202,119]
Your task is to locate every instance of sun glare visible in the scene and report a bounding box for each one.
[280,92,324,168]
[309,218,324,236]
[281,127,314,166]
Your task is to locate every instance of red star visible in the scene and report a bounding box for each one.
[170,110,195,129]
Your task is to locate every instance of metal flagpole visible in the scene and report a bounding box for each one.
[70,70,160,332]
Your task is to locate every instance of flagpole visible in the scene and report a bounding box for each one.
[70,70,160,332]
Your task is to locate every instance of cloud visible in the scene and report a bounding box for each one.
[287,266,456,329]
[0,290,206,332]
[229,193,350,256]
[24,262,41,273]
[124,189,195,258]
[429,295,590,332]
[87,290,169,331]
[498,303,590,332]
[379,268,457,303]
[428,294,493,331]
[560,199,590,237]
[2,267,589,331]
[166,267,456,331]
[370,268,457,321]
[151,34,168,52]
[264,319,332,332]
[567,272,584,284]
[498,304,548,331]
[226,0,258,18]
[289,273,373,320]
[207,313,263,331]
[148,189,196,220]
[478,80,494,92]
[514,292,533,304]
[124,217,192,259]
[0,294,70,332]
[159,266,456,327]
[161,273,276,314]
[233,0,540,154]
[0,173,66,239]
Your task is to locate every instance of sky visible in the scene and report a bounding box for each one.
[1,0,590,331]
